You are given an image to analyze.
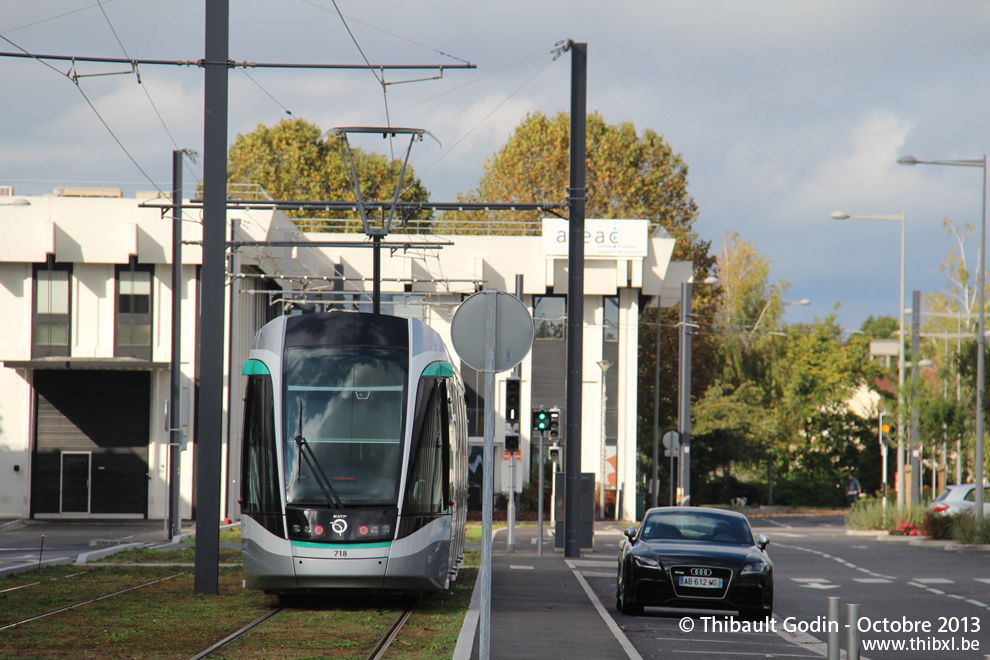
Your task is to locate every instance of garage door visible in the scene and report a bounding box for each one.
[31,370,150,516]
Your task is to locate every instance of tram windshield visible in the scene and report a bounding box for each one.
[283,346,407,505]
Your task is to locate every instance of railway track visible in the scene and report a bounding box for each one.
[0,568,94,594]
[0,571,187,631]
[189,599,418,660]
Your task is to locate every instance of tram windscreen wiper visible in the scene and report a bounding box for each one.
[293,399,343,508]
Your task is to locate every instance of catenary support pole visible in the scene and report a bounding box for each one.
[194,0,228,595]
[564,41,587,557]
[677,282,692,505]
[651,308,661,508]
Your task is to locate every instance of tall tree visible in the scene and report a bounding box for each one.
[920,218,986,481]
[447,110,718,496]
[226,118,432,230]
[448,111,705,252]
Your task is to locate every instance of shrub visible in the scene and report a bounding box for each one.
[845,497,888,530]
[890,517,920,536]
[773,471,846,507]
[951,510,990,544]
[922,511,955,540]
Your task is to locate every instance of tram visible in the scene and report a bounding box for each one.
[239,311,469,596]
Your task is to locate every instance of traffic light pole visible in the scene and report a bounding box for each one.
[538,428,545,557]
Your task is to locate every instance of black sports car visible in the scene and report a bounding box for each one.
[616,507,773,620]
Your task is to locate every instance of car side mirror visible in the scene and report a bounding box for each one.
[623,526,638,542]
[757,533,770,551]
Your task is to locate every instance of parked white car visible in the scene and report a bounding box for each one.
[930,483,990,516]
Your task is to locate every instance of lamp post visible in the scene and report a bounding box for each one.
[831,210,907,508]
[897,154,986,524]
[596,360,612,519]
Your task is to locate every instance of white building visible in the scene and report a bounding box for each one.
[0,189,683,523]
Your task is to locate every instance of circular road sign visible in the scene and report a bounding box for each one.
[662,431,680,451]
[451,290,534,373]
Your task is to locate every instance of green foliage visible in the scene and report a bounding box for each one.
[845,497,891,530]
[773,469,846,507]
[922,511,955,540]
[859,315,899,340]
[951,509,990,544]
[887,508,928,534]
[226,117,432,229]
[448,111,704,248]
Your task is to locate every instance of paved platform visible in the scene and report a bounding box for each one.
[456,523,640,660]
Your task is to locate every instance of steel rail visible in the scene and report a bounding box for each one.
[0,571,186,631]
[188,606,284,660]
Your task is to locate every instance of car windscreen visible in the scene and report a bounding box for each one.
[640,512,754,545]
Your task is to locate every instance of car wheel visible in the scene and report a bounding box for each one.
[618,568,643,616]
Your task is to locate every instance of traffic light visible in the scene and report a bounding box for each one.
[879,413,893,447]
[548,408,561,441]
[505,434,520,452]
[505,377,521,426]
[533,408,549,433]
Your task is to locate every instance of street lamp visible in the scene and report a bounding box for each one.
[897,154,986,524]
[831,210,907,509]
[596,360,612,519]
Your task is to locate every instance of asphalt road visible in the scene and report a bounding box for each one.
[582,516,990,660]
[0,520,175,572]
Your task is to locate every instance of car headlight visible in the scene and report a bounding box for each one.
[741,560,766,574]
[633,555,661,569]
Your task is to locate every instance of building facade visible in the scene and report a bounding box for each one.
[0,190,683,523]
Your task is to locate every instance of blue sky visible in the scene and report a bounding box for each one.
[2,1,989,333]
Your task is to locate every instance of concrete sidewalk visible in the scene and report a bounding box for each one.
[456,524,640,660]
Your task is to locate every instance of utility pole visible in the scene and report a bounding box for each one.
[564,40,587,558]
[677,282,693,506]
[194,0,229,595]
[168,149,183,541]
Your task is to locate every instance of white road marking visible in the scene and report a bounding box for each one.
[853,578,892,584]
[913,578,953,584]
[567,560,643,660]
[509,565,534,570]
[570,559,615,568]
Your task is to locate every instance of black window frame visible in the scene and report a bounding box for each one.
[115,257,154,360]
[32,255,72,358]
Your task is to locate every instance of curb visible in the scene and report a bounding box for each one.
[76,542,146,565]
[846,528,990,551]
[0,556,74,580]
[452,527,504,660]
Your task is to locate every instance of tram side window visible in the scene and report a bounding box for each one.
[403,379,450,523]
[241,374,283,537]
